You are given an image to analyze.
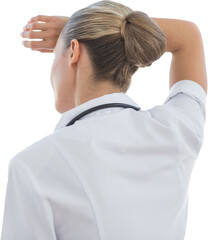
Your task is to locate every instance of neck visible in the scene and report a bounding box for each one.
[75,80,121,107]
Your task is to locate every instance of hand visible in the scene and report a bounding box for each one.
[20,15,70,53]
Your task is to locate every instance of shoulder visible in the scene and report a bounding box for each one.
[148,79,207,159]
[9,133,62,174]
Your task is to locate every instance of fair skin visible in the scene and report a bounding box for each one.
[21,15,121,114]
[51,34,121,113]
[21,15,207,112]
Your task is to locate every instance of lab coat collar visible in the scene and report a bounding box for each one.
[54,92,140,132]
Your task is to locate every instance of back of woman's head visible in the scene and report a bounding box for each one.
[61,0,166,93]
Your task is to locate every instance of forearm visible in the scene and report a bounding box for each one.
[62,16,191,52]
[63,16,194,54]
[151,17,197,53]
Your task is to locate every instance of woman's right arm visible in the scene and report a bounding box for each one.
[152,18,207,94]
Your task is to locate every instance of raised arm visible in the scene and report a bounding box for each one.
[21,15,70,53]
[152,18,207,94]
[21,15,207,95]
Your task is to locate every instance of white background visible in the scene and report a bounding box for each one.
[0,0,207,239]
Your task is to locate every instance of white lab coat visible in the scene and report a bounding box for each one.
[1,79,207,240]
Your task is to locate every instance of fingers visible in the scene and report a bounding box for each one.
[21,29,52,39]
[28,15,51,23]
[23,22,48,31]
[21,15,61,52]
[22,40,49,49]
[22,38,57,51]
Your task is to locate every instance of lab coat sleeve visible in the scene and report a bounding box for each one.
[1,157,57,240]
[163,79,207,157]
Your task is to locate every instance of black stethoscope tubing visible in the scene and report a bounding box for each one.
[66,103,141,127]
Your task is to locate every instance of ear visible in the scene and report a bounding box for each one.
[68,39,80,67]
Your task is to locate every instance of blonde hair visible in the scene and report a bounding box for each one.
[61,0,166,93]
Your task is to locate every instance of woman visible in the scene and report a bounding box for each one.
[1,0,207,239]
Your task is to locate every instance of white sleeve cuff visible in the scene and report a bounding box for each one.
[164,80,207,122]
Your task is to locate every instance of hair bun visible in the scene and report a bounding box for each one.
[123,11,166,68]
[62,0,167,93]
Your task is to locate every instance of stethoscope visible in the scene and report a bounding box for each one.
[66,103,141,126]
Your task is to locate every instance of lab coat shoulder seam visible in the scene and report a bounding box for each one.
[45,138,103,240]
[4,156,57,239]
[10,156,48,200]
